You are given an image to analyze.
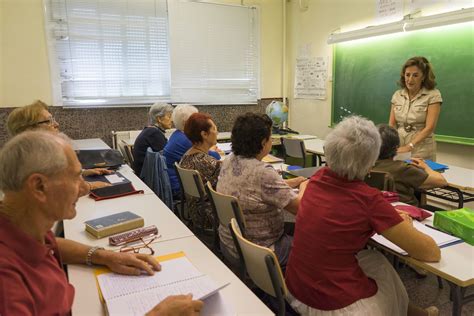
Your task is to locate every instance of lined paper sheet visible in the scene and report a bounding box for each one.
[106,275,226,316]
[98,257,203,300]
[371,221,461,255]
[97,255,228,316]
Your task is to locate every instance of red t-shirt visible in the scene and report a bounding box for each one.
[285,167,403,310]
[0,214,75,315]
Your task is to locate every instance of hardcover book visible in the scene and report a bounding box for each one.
[85,211,144,238]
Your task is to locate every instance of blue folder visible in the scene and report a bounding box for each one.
[405,159,449,172]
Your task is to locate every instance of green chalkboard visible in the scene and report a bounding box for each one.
[332,22,474,145]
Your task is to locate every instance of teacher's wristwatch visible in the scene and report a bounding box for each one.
[408,143,415,150]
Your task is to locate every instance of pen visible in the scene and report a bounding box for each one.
[425,224,454,236]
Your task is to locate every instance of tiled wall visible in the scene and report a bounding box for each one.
[0,99,279,147]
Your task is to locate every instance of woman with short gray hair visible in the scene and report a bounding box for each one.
[286,116,441,316]
[132,102,174,175]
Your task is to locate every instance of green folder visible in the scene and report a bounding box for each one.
[434,208,474,245]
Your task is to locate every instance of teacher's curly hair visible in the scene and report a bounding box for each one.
[399,56,436,90]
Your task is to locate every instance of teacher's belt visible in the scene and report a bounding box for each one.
[397,123,424,133]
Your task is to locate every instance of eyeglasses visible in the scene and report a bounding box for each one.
[119,236,158,255]
[35,116,57,126]
[26,116,57,128]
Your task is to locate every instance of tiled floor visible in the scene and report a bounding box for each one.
[399,266,474,315]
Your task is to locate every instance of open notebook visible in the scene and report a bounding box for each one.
[96,252,228,316]
[371,221,461,255]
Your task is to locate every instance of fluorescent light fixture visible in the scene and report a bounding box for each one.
[327,7,474,44]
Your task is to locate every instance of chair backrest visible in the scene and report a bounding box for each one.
[111,130,141,149]
[121,140,135,166]
[205,182,246,235]
[174,162,206,199]
[230,218,287,307]
[365,170,395,191]
[282,137,306,167]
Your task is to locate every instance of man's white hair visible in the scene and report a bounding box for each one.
[0,131,72,191]
[172,104,198,131]
[324,116,381,181]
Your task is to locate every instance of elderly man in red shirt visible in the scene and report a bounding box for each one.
[0,131,202,316]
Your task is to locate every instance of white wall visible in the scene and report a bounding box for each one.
[286,0,473,169]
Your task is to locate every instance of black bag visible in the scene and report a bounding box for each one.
[76,149,124,170]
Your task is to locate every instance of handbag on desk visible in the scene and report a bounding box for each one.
[85,172,144,201]
[89,182,144,201]
[76,149,124,169]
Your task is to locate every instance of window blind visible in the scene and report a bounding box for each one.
[168,1,260,104]
[45,0,170,106]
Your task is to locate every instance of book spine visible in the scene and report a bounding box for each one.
[86,218,145,238]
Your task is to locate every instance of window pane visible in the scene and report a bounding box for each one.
[46,0,170,106]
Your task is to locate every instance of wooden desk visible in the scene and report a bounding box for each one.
[443,165,474,192]
[73,138,109,150]
[303,138,325,166]
[376,203,474,316]
[68,236,272,315]
[64,194,194,249]
[67,138,272,315]
[425,165,474,208]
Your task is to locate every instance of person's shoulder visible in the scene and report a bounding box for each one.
[428,88,442,98]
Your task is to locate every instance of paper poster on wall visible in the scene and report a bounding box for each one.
[294,57,327,100]
[376,0,403,24]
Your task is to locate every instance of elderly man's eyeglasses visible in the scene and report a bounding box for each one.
[31,116,57,127]
[119,236,158,255]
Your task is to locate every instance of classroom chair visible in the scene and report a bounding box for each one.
[230,218,295,316]
[121,140,135,168]
[364,170,395,191]
[281,137,307,168]
[111,130,141,164]
[205,182,247,278]
[140,148,173,209]
[174,162,219,252]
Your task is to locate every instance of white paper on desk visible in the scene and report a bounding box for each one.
[106,275,227,316]
[104,174,125,184]
[288,134,317,140]
[98,256,228,316]
[98,257,202,300]
[371,221,461,255]
[216,142,232,154]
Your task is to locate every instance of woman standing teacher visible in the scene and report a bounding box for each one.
[389,56,442,161]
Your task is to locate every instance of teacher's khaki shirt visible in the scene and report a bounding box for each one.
[391,87,442,160]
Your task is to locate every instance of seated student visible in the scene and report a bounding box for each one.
[163,104,220,197]
[6,100,111,190]
[217,113,307,269]
[133,102,174,175]
[285,116,440,316]
[180,113,222,229]
[373,124,447,206]
[0,131,203,316]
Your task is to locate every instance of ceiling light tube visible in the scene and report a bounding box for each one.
[327,7,474,44]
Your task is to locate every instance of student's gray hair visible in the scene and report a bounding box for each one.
[149,102,174,123]
[172,104,198,131]
[0,131,71,191]
[324,116,381,181]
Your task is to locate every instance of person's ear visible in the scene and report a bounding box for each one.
[26,173,49,203]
